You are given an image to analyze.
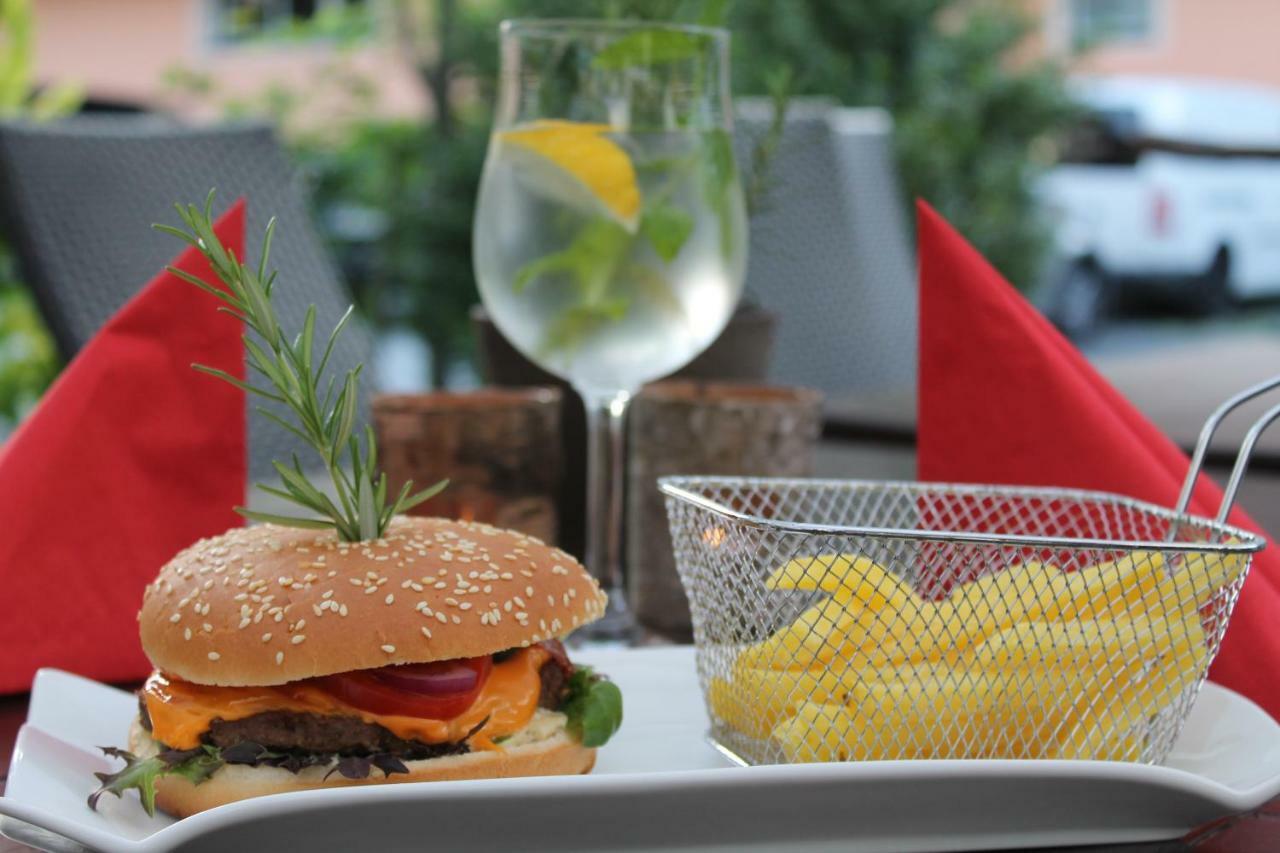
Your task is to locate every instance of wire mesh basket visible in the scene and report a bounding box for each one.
[660,378,1280,767]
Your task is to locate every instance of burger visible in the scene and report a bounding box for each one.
[89,516,620,818]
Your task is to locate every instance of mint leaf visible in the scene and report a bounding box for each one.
[700,129,738,259]
[562,666,624,748]
[513,218,632,298]
[591,30,712,70]
[640,204,694,263]
[88,746,223,817]
[540,298,630,358]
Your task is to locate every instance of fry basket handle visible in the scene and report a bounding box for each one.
[1174,373,1280,529]
[1217,401,1280,524]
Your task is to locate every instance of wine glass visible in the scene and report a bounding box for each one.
[473,19,747,638]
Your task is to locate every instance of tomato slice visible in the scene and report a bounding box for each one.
[315,655,493,720]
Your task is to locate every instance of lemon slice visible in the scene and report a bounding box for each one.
[498,119,641,232]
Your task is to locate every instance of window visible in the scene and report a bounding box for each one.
[210,0,371,44]
[1058,110,1142,166]
[1069,0,1154,50]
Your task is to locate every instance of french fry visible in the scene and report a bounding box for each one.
[740,596,921,671]
[838,669,999,761]
[732,547,1225,764]
[1059,552,1168,620]
[952,561,1073,625]
[1174,549,1248,609]
[1060,549,1243,620]
[711,665,850,739]
[766,554,918,611]
[972,613,1192,673]
[772,702,856,762]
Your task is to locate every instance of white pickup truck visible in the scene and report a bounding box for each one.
[1039,76,1280,338]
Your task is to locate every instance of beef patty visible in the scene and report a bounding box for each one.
[140,657,573,758]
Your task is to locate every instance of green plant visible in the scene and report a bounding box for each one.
[164,0,786,385]
[0,0,81,433]
[158,193,445,540]
[0,277,57,430]
[294,119,491,387]
[0,0,82,119]
[728,0,1075,289]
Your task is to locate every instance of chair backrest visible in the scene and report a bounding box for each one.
[735,99,917,395]
[0,116,374,480]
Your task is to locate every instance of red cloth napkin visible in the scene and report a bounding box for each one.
[0,202,247,693]
[916,199,1280,720]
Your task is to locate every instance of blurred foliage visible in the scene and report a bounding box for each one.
[295,119,491,385]
[164,0,1069,385]
[0,0,83,119]
[730,0,1075,287]
[213,1,375,45]
[0,268,58,431]
[0,0,77,432]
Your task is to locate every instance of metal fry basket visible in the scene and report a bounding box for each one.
[660,377,1280,767]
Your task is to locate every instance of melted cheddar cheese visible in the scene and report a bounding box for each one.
[144,647,549,751]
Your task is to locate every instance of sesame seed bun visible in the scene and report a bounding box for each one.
[139,516,607,686]
[128,713,595,818]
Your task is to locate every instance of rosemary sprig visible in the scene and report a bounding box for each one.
[156,191,445,541]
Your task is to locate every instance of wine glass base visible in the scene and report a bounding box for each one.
[572,590,635,644]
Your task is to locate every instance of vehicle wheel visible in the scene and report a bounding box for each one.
[1047,259,1112,340]
[1192,249,1233,316]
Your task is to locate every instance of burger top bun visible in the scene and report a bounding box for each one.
[139,516,607,686]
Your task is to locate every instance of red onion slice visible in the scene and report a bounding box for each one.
[370,656,492,696]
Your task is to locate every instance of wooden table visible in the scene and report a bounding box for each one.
[1,689,1277,852]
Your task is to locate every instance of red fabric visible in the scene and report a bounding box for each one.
[0,202,247,692]
[916,199,1280,721]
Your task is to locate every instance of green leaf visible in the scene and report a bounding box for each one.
[561,667,623,748]
[317,304,354,379]
[166,747,223,787]
[257,217,277,287]
[329,371,358,461]
[191,363,286,403]
[88,747,222,817]
[272,459,329,508]
[88,753,164,816]
[591,29,711,70]
[29,80,84,121]
[540,299,630,358]
[700,129,738,259]
[254,482,323,513]
[163,265,241,309]
[236,508,337,529]
[255,405,313,446]
[398,478,448,512]
[357,473,378,540]
[297,304,316,374]
[513,217,631,297]
[639,203,694,263]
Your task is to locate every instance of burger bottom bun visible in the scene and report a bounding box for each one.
[128,715,596,818]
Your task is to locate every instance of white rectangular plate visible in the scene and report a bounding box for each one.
[4,646,1280,852]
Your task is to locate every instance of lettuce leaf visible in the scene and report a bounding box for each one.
[562,666,623,748]
[88,746,222,817]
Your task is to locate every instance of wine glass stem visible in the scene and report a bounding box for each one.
[580,387,632,627]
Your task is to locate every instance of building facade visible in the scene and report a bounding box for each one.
[30,0,428,122]
[1024,0,1280,91]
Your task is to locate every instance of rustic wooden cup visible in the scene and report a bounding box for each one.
[627,381,824,641]
[372,388,563,545]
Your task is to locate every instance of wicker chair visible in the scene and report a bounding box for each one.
[735,99,917,395]
[0,116,375,481]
